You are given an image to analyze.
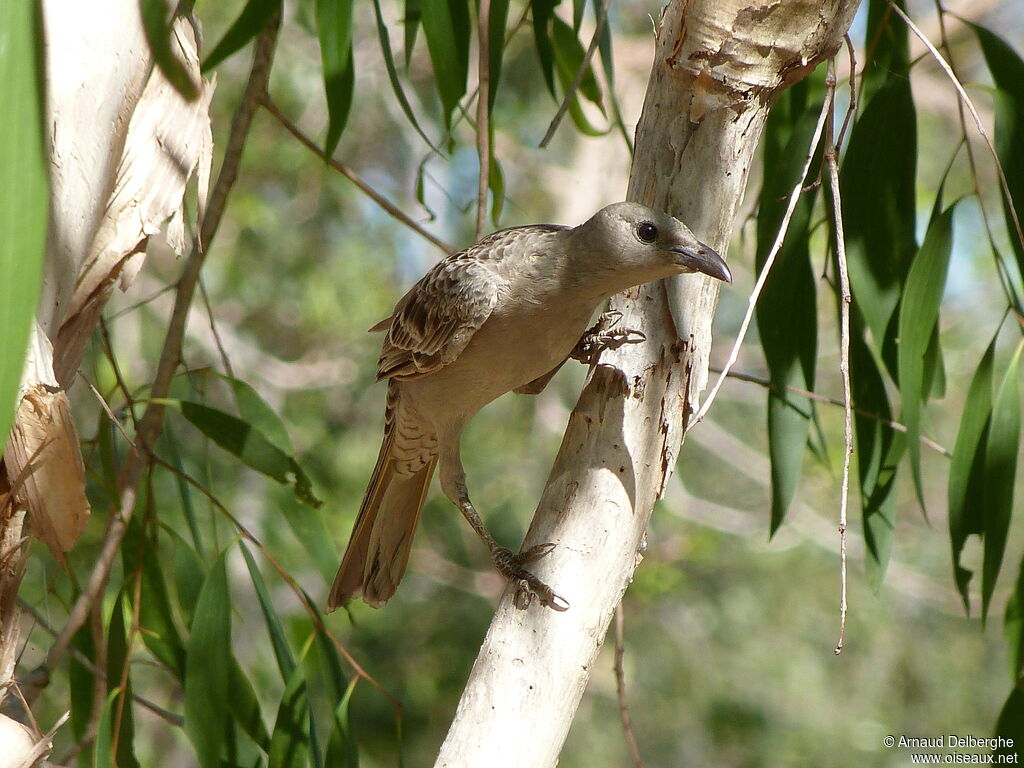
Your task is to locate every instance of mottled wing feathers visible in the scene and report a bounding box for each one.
[373,225,567,381]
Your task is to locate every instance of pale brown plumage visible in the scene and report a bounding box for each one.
[328,203,731,612]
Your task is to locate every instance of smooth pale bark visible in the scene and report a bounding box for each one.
[434,1,859,766]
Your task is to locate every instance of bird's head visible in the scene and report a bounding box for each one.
[575,202,732,287]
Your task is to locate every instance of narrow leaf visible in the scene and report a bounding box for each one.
[139,0,199,100]
[165,399,322,508]
[843,75,918,356]
[281,495,340,585]
[102,594,141,768]
[1005,555,1024,682]
[324,679,359,768]
[898,204,956,512]
[971,24,1024,278]
[852,326,906,589]
[948,335,997,612]
[486,0,511,111]
[551,17,603,109]
[228,657,271,752]
[756,93,821,533]
[185,548,233,768]
[995,685,1024,758]
[203,0,281,71]
[0,1,47,445]
[371,0,436,150]
[317,0,356,158]
[240,541,296,680]
[530,0,558,97]
[981,341,1023,621]
[403,0,422,67]
[420,0,469,129]
[268,647,314,768]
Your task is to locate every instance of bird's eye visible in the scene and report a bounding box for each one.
[636,221,658,243]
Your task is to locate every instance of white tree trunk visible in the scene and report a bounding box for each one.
[435,1,859,765]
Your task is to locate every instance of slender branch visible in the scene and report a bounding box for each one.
[475,0,491,238]
[25,16,282,701]
[891,1,1024,261]
[694,96,832,424]
[824,60,851,655]
[613,603,643,768]
[716,368,951,456]
[261,96,454,255]
[538,0,614,148]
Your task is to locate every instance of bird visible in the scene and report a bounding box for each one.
[327,201,731,613]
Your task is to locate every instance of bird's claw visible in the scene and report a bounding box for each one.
[571,311,646,365]
[493,545,570,612]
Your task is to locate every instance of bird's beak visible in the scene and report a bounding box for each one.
[670,242,732,283]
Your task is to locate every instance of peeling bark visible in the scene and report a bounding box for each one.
[435,2,859,766]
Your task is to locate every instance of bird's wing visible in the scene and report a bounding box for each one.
[374,226,566,381]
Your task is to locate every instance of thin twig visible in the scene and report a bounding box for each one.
[539,0,614,148]
[891,1,1024,260]
[613,603,643,768]
[834,34,858,154]
[98,319,138,431]
[693,96,832,424]
[715,368,951,457]
[261,96,454,255]
[78,372,137,451]
[25,16,283,702]
[475,0,491,238]
[824,60,851,655]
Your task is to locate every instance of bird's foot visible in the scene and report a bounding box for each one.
[571,310,646,365]
[492,544,570,612]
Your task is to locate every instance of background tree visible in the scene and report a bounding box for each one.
[1,0,1022,766]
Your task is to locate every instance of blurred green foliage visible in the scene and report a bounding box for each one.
[11,0,1024,766]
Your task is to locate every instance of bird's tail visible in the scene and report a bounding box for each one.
[327,429,437,612]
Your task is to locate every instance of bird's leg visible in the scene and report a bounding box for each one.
[440,453,569,611]
[570,310,646,365]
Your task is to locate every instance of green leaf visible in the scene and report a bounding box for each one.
[164,399,322,508]
[995,685,1024,757]
[123,517,187,678]
[897,204,956,512]
[403,0,422,67]
[101,593,141,768]
[268,644,314,768]
[489,153,505,226]
[240,542,296,680]
[205,372,294,454]
[164,426,205,553]
[171,528,207,626]
[486,0,511,112]
[843,75,918,358]
[852,326,906,589]
[185,548,233,768]
[281,495,339,585]
[93,689,131,768]
[0,1,47,446]
[371,0,436,150]
[756,92,821,534]
[70,624,97,750]
[948,335,997,612]
[203,0,281,71]
[551,17,603,109]
[228,657,271,752]
[317,0,356,158]
[861,0,910,101]
[324,679,359,768]
[1006,555,1024,682]
[420,0,470,129]
[971,24,1024,279]
[982,341,1023,621]
[530,0,559,97]
[139,0,199,100]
